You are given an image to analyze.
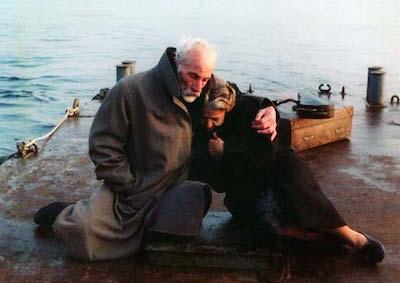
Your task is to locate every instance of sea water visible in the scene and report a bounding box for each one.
[1,0,399,161]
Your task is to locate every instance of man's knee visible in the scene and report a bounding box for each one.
[144,181,210,236]
[179,181,212,216]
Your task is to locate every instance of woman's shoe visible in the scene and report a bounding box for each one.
[358,232,385,263]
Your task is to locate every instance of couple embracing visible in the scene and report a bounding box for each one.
[34,37,384,264]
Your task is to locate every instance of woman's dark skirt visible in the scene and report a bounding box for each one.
[224,148,346,235]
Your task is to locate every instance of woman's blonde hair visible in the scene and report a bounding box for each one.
[204,77,236,112]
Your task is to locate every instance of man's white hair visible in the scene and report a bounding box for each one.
[176,37,217,68]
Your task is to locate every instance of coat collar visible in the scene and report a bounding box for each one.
[158,47,180,98]
[157,47,189,113]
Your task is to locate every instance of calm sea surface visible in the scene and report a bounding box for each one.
[1,0,399,160]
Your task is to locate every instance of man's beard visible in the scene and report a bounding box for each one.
[181,87,200,103]
[178,80,201,103]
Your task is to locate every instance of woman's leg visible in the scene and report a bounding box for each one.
[272,149,384,262]
[272,149,348,231]
[326,225,367,249]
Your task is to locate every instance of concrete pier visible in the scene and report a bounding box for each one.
[0,91,399,282]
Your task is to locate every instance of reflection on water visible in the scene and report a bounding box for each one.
[0,0,399,159]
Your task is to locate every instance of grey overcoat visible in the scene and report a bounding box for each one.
[53,48,207,261]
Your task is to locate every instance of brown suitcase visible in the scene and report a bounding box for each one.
[277,106,354,151]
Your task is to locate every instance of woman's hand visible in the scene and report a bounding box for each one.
[209,132,224,158]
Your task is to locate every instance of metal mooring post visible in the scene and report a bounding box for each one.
[116,64,130,82]
[122,60,137,75]
[367,68,386,106]
[116,60,137,82]
[366,66,384,104]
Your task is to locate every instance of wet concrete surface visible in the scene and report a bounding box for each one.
[0,92,399,282]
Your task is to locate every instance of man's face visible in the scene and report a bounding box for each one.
[202,108,226,131]
[177,50,214,103]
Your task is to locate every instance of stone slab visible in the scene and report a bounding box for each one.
[143,212,284,271]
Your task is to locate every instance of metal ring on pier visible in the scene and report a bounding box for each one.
[319,84,331,94]
[390,95,399,105]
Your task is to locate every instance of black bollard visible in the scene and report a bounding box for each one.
[368,69,386,106]
[116,64,131,82]
[121,60,137,75]
[366,66,383,104]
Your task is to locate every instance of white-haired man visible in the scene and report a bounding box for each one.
[33,37,278,261]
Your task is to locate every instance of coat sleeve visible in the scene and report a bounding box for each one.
[241,94,280,121]
[199,97,277,192]
[219,133,277,188]
[88,81,136,194]
[192,132,277,194]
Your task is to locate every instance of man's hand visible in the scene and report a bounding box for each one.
[251,106,277,141]
[209,132,224,158]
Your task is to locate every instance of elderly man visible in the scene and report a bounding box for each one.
[33,37,278,261]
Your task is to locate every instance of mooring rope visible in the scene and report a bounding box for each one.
[13,98,80,158]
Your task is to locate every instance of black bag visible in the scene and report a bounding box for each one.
[273,93,335,119]
[231,81,335,119]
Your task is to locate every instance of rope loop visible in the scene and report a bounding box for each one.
[17,141,38,158]
[66,98,80,117]
[15,98,80,158]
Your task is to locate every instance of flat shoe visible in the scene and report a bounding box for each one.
[358,231,385,263]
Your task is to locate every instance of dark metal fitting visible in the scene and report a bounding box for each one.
[318,84,332,94]
[390,95,399,105]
